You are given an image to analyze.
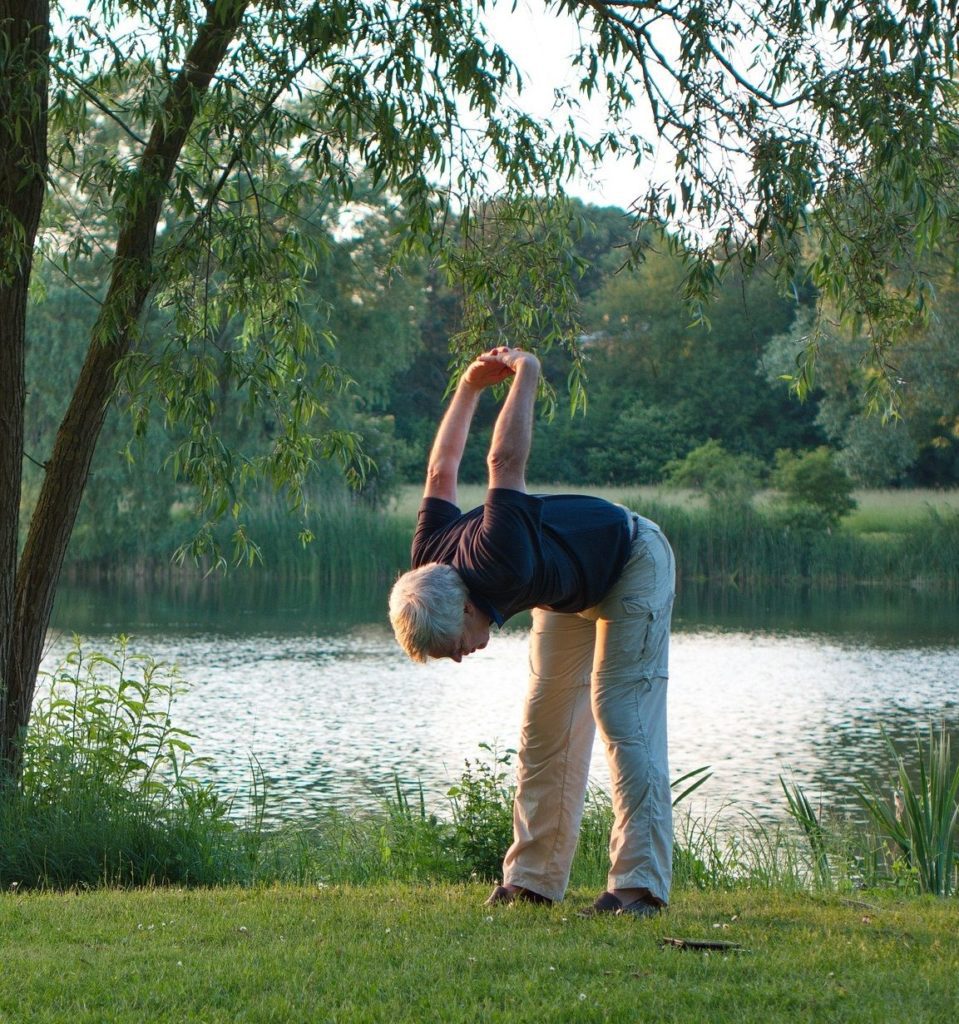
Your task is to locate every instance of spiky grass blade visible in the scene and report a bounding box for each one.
[671,765,713,806]
[856,724,959,896]
[780,777,832,889]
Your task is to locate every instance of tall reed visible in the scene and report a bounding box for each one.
[628,499,959,589]
[64,486,413,583]
[857,725,959,896]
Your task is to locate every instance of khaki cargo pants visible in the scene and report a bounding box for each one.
[502,513,675,904]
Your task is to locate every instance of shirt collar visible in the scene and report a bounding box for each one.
[468,591,504,628]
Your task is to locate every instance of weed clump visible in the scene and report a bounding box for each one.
[1,637,248,889]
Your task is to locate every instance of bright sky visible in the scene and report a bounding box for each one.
[481,1,671,211]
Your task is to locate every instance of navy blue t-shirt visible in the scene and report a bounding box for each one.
[411,489,632,625]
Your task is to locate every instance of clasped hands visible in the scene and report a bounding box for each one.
[462,345,540,390]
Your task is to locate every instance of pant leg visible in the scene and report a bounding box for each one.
[586,517,675,905]
[502,607,596,902]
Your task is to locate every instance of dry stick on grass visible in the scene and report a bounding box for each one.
[661,937,747,952]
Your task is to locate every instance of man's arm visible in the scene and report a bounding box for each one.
[486,350,541,493]
[423,348,514,504]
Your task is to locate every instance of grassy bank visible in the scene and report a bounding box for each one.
[2,885,956,1023]
[638,499,959,588]
[391,483,959,526]
[5,635,956,898]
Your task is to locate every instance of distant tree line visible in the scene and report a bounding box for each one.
[23,194,959,563]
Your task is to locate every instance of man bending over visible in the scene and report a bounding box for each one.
[388,345,675,917]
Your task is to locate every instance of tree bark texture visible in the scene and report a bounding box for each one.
[0,1,50,778]
[0,0,250,777]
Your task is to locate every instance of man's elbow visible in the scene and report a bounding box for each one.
[426,461,457,490]
[487,451,526,491]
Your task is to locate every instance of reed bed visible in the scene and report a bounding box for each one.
[242,492,959,589]
[621,499,959,590]
[63,484,959,589]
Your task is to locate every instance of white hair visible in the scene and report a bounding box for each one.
[388,563,467,662]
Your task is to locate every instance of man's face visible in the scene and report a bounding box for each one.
[432,601,491,662]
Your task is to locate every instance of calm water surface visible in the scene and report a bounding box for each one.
[46,577,959,825]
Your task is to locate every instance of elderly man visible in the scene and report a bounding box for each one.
[389,345,675,916]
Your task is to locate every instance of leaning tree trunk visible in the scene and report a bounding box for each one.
[0,1,50,781]
[0,0,249,781]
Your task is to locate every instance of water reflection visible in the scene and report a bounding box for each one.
[45,577,959,825]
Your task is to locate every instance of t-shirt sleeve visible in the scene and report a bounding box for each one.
[411,497,461,566]
[466,489,543,590]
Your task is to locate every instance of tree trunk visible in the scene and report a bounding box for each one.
[0,1,50,779]
[0,0,249,780]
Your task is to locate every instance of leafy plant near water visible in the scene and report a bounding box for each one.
[8,638,957,900]
[780,724,959,897]
[446,743,517,880]
[781,778,833,889]
[857,725,959,897]
[1,637,246,888]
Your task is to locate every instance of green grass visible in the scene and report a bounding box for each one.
[389,482,710,519]
[1,885,956,1023]
[393,483,959,532]
[844,488,959,533]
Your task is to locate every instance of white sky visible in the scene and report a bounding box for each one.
[480,1,664,210]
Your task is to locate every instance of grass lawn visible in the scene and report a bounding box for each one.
[843,488,959,533]
[2,885,956,1023]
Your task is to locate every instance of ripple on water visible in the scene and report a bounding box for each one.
[39,622,959,826]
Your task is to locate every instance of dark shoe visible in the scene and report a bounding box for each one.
[485,884,553,907]
[577,891,664,919]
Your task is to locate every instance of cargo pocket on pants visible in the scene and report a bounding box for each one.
[621,596,671,677]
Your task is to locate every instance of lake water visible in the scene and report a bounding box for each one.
[45,577,959,826]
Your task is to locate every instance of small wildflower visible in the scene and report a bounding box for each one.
[578,993,586,1001]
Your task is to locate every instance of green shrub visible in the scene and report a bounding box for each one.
[446,744,517,880]
[664,440,764,509]
[771,447,857,528]
[857,725,959,897]
[1,637,249,889]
